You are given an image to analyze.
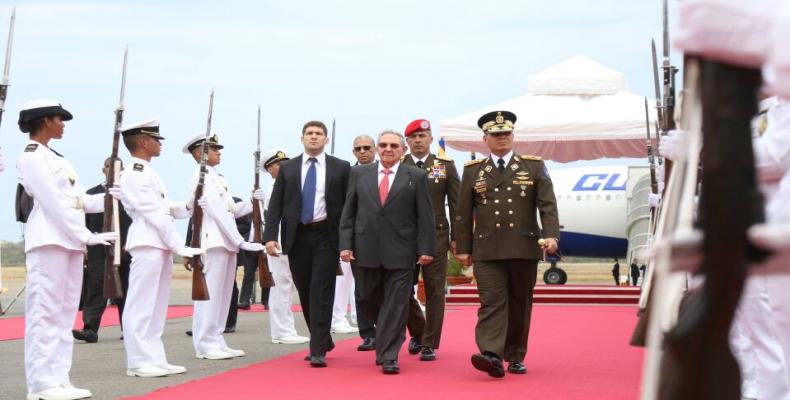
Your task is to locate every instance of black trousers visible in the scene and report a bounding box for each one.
[355,267,413,363]
[289,224,338,356]
[80,258,130,333]
[226,279,239,329]
[352,267,376,340]
[239,250,269,306]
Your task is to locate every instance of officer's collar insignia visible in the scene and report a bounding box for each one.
[133,163,144,172]
[24,143,38,152]
[511,163,519,171]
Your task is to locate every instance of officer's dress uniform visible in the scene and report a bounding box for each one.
[456,151,559,367]
[401,152,459,353]
[187,164,253,357]
[19,140,104,394]
[120,154,190,370]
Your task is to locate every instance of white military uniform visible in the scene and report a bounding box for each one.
[120,156,189,369]
[254,185,305,341]
[187,165,253,355]
[331,261,358,332]
[729,98,790,400]
[18,140,103,394]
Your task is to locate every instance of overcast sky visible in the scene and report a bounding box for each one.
[0,1,677,241]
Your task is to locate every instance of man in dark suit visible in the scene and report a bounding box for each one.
[340,130,435,375]
[73,158,132,343]
[264,120,351,368]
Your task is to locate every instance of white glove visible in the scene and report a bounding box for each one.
[252,189,266,201]
[749,223,790,251]
[175,246,205,258]
[197,196,209,210]
[648,193,662,208]
[675,0,778,68]
[0,150,5,173]
[240,241,265,252]
[659,130,681,162]
[87,231,119,246]
[108,183,122,201]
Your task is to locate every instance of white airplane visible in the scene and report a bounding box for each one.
[540,165,650,283]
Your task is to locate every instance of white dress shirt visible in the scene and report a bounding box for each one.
[377,161,401,186]
[411,154,429,166]
[300,152,327,223]
[489,151,514,169]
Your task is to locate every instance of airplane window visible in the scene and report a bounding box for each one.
[586,195,591,201]
[576,195,581,201]
[595,195,601,201]
[606,195,611,201]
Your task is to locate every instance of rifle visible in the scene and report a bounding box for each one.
[657,59,763,400]
[253,106,274,288]
[330,118,336,155]
[188,90,214,301]
[645,98,658,197]
[102,48,128,299]
[328,119,343,276]
[0,7,14,130]
[660,0,678,185]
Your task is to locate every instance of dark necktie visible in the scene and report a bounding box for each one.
[497,158,505,173]
[416,160,424,169]
[300,157,317,224]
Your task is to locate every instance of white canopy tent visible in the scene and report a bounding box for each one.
[439,56,657,163]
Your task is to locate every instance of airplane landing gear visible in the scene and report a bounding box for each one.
[543,256,567,285]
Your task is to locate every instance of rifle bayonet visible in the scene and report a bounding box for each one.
[0,7,15,130]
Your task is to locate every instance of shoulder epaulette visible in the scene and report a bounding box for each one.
[24,143,38,152]
[133,163,144,172]
[464,159,485,167]
[521,155,542,161]
[436,155,454,162]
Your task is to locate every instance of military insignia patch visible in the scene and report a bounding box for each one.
[24,143,38,152]
[133,163,144,172]
[510,163,518,171]
[484,165,492,173]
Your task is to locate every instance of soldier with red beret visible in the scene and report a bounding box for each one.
[401,118,460,361]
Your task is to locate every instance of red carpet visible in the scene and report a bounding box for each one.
[0,304,303,341]
[125,306,643,400]
[0,305,194,341]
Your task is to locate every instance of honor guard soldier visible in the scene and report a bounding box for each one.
[17,99,119,400]
[182,133,266,360]
[118,119,203,378]
[401,118,460,361]
[257,149,310,344]
[455,111,560,378]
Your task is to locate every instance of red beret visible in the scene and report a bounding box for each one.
[405,119,431,137]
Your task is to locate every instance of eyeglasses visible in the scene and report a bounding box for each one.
[353,145,372,152]
[378,142,401,149]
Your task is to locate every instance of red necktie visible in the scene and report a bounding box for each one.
[379,168,391,205]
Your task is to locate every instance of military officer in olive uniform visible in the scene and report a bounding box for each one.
[455,111,560,378]
[401,118,459,361]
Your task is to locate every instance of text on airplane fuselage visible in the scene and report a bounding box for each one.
[572,173,627,191]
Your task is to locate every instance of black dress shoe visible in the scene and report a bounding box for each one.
[357,337,375,351]
[224,326,236,333]
[185,330,193,337]
[508,361,527,374]
[72,329,98,343]
[419,346,436,361]
[471,352,505,378]
[326,342,336,353]
[304,354,311,361]
[237,302,251,310]
[310,355,327,368]
[407,337,422,355]
[375,359,383,366]
[381,360,400,375]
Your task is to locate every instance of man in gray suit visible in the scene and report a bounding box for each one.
[340,130,435,375]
